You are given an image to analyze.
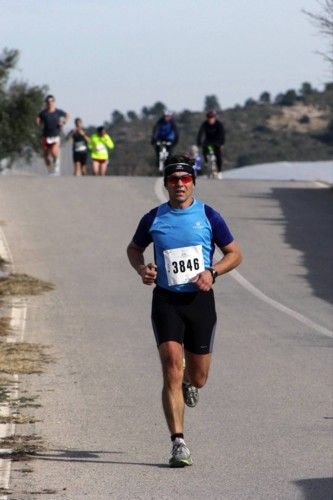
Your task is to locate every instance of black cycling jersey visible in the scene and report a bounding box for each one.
[196,120,225,147]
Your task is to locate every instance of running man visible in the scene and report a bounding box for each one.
[88,126,115,176]
[36,95,69,175]
[127,155,242,467]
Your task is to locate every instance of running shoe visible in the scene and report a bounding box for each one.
[169,441,193,467]
[182,382,199,408]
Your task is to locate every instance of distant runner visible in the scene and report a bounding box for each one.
[127,154,242,467]
[36,95,69,176]
[88,126,115,176]
[66,118,90,176]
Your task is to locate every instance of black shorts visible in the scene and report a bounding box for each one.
[151,286,217,355]
[73,152,88,165]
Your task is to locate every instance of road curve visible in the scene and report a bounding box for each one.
[0,175,332,499]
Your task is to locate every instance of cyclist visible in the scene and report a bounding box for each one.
[36,95,69,175]
[88,126,115,176]
[66,118,90,176]
[151,110,179,170]
[127,155,242,467]
[196,110,225,180]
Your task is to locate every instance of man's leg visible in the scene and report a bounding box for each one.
[159,341,193,467]
[184,351,212,388]
[43,144,53,172]
[214,145,222,173]
[50,143,61,175]
[155,145,160,169]
[159,341,185,434]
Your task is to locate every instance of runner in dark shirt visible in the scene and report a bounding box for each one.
[66,118,90,176]
[36,95,69,175]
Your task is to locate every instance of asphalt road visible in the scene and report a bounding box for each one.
[0,175,332,499]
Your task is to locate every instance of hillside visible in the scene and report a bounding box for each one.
[98,83,333,176]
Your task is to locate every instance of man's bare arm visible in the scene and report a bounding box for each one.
[127,241,157,285]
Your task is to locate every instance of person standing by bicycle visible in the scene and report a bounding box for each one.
[36,94,69,176]
[151,110,179,171]
[196,110,225,180]
[127,154,242,467]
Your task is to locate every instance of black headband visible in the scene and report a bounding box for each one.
[164,163,195,179]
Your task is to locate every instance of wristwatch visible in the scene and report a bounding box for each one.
[207,267,218,284]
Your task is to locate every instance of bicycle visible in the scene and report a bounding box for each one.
[206,145,218,179]
[156,141,172,173]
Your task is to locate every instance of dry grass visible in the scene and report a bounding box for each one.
[0,316,11,336]
[0,342,53,375]
[0,434,45,457]
[11,394,41,409]
[0,273,54,296]
[0,255,8,270]
[0,414,39,424]
[0,384,10,404]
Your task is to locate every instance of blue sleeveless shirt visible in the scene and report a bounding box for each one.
[132,199,233,292]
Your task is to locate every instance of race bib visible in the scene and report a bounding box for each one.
[74,141,87,152]
[163,245,205,286]
[96,144,107,152]
[46,136,60,145]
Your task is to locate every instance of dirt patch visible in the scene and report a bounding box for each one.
[0,316,11,336]
[0,273,54,296]
[268,103,329,133]
[0,342,53,375]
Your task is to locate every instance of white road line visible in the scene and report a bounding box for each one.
[154,178,333,338]
[0,227,28,499]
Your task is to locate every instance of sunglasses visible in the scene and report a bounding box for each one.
[167,174,193,186]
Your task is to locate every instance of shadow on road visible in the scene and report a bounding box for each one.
[32,448,169,468]
[293,477,333,500]
[271,186,333,306]
[242,186,333,306]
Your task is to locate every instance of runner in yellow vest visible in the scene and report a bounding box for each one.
[88,126,115,176]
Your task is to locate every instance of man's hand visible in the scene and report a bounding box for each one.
[191,270,213,291]
[138,263,157,285]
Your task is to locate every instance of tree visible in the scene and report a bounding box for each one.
[282,89,298,106]
[303,0,333,70]
[300,82,314,97]
[244,97,256,107]
[127,110,138,121]
[275,90,298,106]
[111,110,125,125]
[141,106,151,119]
[150,101,166,117]
[0,48,46,168]
[204,95,221,112]
[259,91,271,104]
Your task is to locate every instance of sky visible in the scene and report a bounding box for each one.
[1,0,331,126]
